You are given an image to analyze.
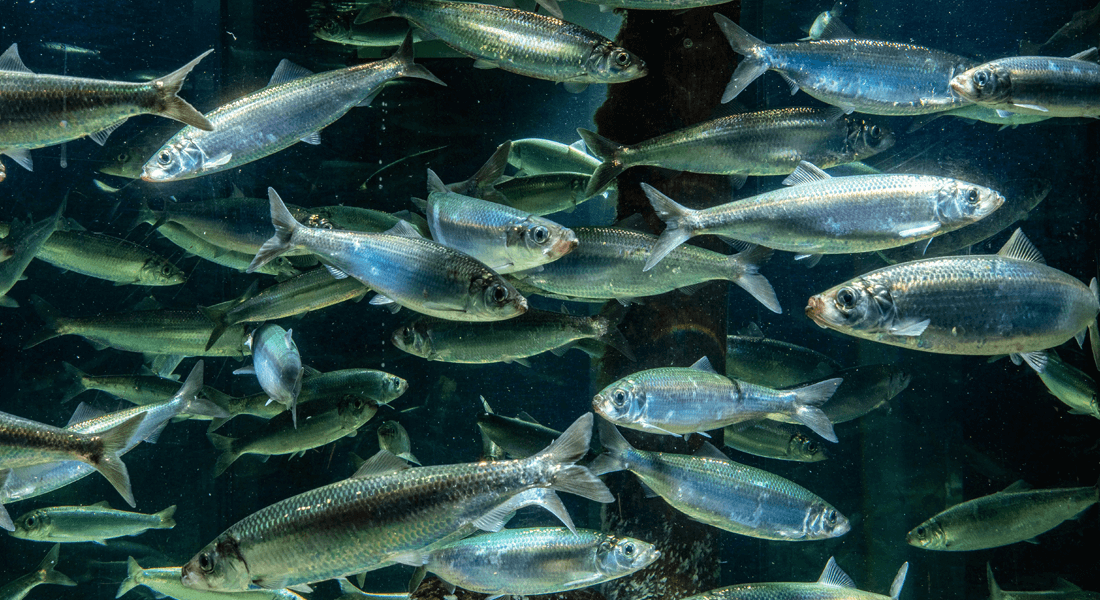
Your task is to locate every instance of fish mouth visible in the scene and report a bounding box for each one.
[804,296,829,329]
[552,234,579,257]
[948,75,968,97]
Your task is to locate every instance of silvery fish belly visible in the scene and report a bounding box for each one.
[422,186,577,274]
[141,35,443,182]
[682,557,909,600]
[714,14,974,115]
[419,527,659,596]
[593,420,849,541]
[180,414,611,591]
[578,107,895,197]
[117,558,305,600]
[641,162,1005,271]
[507,138,600,175]
[354,0,647,87]
[238,323,303,424]
[806,229,1100,373]
[949,51,1100,118]
[249,189,528,322]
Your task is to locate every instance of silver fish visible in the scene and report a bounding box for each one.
[235,324,303,427]
[680,557,908,600]
[950,49,1100,118]
[715,13,974,114]
[116,557,305,600]
[508,138,600,176]
[492,172,596,216]
[1038,352,1099,419]
[10,501,175,544]
[0,545,75,600]
[988,563,1100,600]
[722,421,828,463]
[141,34,444,181]
[377,421,420,465]
[642,162,1004,271]
[249,188,527,322]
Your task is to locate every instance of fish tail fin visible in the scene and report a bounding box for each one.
[0,471,12,531]
[60,361,89,403]
[576,128,625,197]
[23,294,65,349]
[199,305,230,351]
[38,545,76,588]
[889,562,909,600]
[156,505,177,529]
[152,50,215,131]
[208,433,239,477]
[986,563,1004,600]
[537,414,613,503]
[465,141,511,203]
[594,305,635,361]
[728,244,781,314]
[130,198,164,231]
[392,32,447,88]
[1089,278,1099,371]
[248,187,302,274]
[791,377,842,442]
[590,417,631,476]
[354,0,397,24]
[95,413,147,508]
[714,14,770,103]
[640,183,696,272]
[116,557,143,598]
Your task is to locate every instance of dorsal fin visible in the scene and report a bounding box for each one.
[1001,479,1032,493]
[426,169,449,194]
[782,161,831,186]
[350,450,410,479]
[689,356,718,373]
[230,184,246,198]
[818,557,857,588]
[267,60,314,87]
[738,322,765,337]
[694,442,731,461]
[67,402,106,427]
[1069,47,1098,62]
[0,44,33,73]
[480,395,494,413]
[996,229,1045,264]
[384,220,423,239]
[889,563,909,600]
[517,411,541,425]
[818,16,856,39]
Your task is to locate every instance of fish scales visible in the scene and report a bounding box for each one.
[952,55,1100,118]
[30,230,185,286]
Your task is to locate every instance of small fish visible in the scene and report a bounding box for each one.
[987,562,1100,600]
[11,502,176,544]
[726,329,841,388]
[722,422,828,463]
[806,229,1100,374]
[154,221,302,279]
[907,479,1099,551]
[801,2,849,40]
[313,14,418,47]
[116,557,305,600]
[492,172,595,216]
[592,419,849,540]
[408,527,659,598]
[249,188,528,322]
[0,201,64,308]
[950,49,1100,118]
[59,362,184,405]
[508,138,600,176]
[0,44,212,175]
[642,162,1005,271]
[354,0,647,92]
[476,407,562,459]
[680,557,908,600]
[0,545,76,600]
[1037,351,1099,419]
[376,421,420,465]
[714,13,973,114]
[235,324,303,427]
[594,356,841,442]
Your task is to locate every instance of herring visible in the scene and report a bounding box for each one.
[376,421,420,465]
[0,545,75,600]
[0,201,64,308]
[950,49,1100,118]
[10,502,176,544]
[680,557,908,600]
[1037,352,1099,419]
[234,324,303,428]
[116,557,305,600]
[722,422,828,463]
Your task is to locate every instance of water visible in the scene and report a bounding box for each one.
[1,0,1098,599]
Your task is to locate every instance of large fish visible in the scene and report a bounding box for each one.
[0,545,75,600]
[592,419,849,540]
[0,44,212,176]
[578,107,894,197]
[248,188,528,322]
[806,229,1100,374]
[593,356,842,442]
[235,324,303,427]
[907,479,1099,551]
[180,413,612,591]
[714,13,974,114]
[642,162,1004,271]
[354,0,646,92]
[141,34,444,182]
[680,557,908,600]
[950,49,1100,118]
[10,502,176,544]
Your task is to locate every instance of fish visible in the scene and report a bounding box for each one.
[354,0,647,92]
[116,557,305,600]
[24,295,251,358]
[592,419,849,540]
[714,13,974,114]
[0,545,75,600]
[507,138,600,176]
[59,362,187,404]
[0,201,64,308]
[987,562,1100,600]
[593,356,841,442]
[180,413,612,591]
[10,502,176,544]
[1037,352,1100,419]
[816,365,910,424]
[0,43,212,175]
[312,14,418,47]
[209,394,377,476]
[806,229,1100,374]
[407,527,659,598]
[906,103,1052,131]
[392,307,632,365]
[201,268,369,350]
[248,188,528,322]
[376,421,420,465]
[578,107,894,197]
[950,49,1100,118]
[511,226,780,313]
[680,557,908,600]
[491,172,596,216]
[0,411,145,528]
[477,405,562,459]
[802,1,850,40]
[726,330,841,388]
[234,324,303,427]
[336,578,411,600]
[907,479,1099,551]
[722,421,828,463]
[419,171,578,273]
[141,34,444,182]
[642,162,1005,271]
[153,221,302,279]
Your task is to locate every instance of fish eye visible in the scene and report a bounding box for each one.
[487,283,508,305]
[157,151,172,166]
[612,390,627,407]
[973,71,989,88]
[835,287,857,310]
[966,189,980,205]
[826,510,837,525]
[117,153,127,161]
[614,51,631,66]
[161,265,174,275]
[25,515,36,527]
[199,553,215,573]
[353,399,364,409]
[623,542,635,557]
[869,125,882,138]
[916,526,926,537]
[803,440,819,453]
[530,225,549,244]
